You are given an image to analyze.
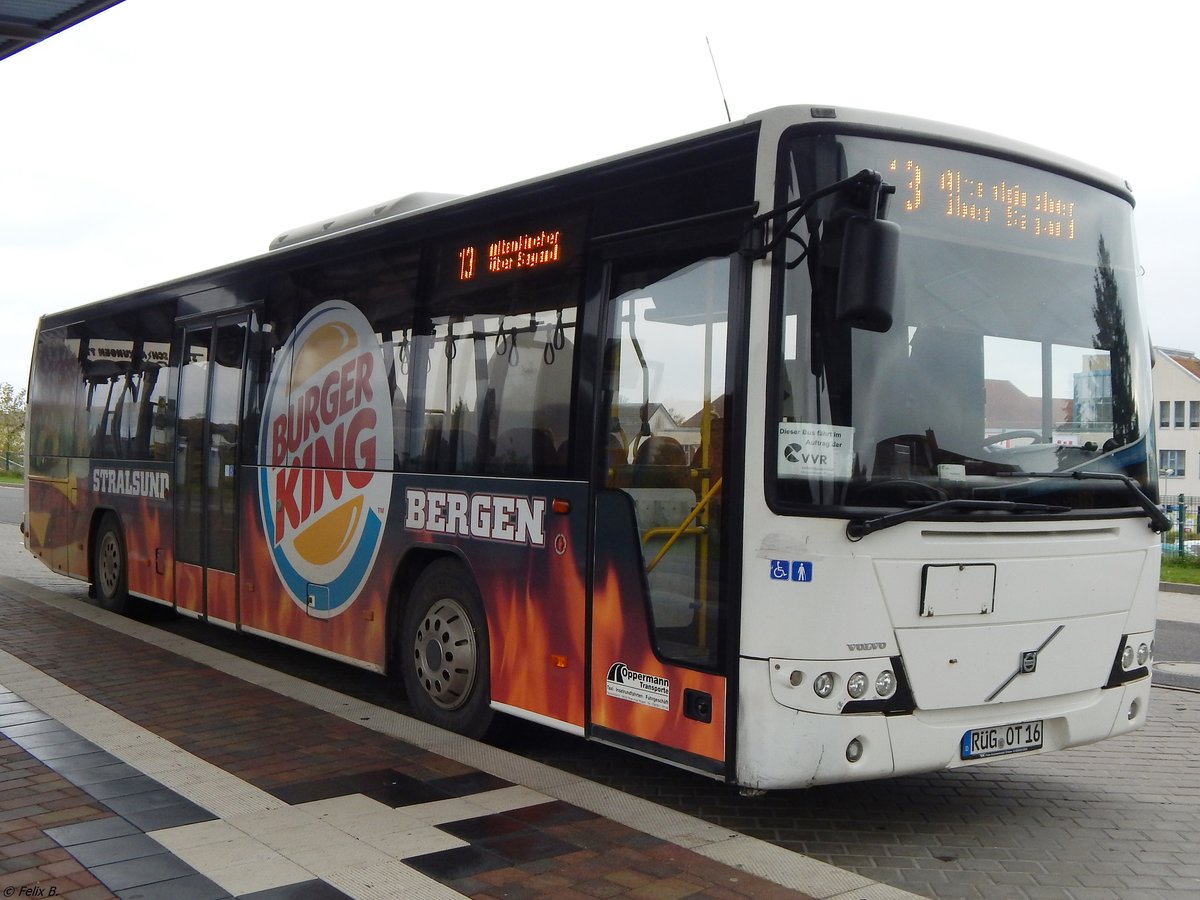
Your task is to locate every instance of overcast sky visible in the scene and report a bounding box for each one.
[1,0,1195,395]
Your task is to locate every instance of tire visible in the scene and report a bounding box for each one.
[92,513,129,614]
[398,559,494,738]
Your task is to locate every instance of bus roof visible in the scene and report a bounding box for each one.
[37,104,1133,329]
[267,104,1132,253]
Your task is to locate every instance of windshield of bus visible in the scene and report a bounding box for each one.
[770,131,1154,517]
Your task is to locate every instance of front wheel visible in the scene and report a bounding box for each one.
[398,559,494,738]
[92,513,129,614]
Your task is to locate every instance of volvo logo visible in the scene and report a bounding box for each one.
[847,641,888,652]
[986,625,1065,702]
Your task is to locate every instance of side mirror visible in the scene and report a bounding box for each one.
[836,216,899,333]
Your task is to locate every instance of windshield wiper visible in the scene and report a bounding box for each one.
[846,499,1070,540]
[988,470,1172,533]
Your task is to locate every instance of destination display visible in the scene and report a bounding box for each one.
[457,229,563,281]
[886,156,1079,243]
[815,134,1134,267]
[437,213,584,298]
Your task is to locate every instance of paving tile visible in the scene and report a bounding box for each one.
[89,850,199,892]
[101,788,190,817]
[362,824,467,858]
[112,871,230,900]
[509,800,597,828]
[121,802,216,832]
[45,816,138,847]
[200,855,315,896]
[440,812,531,841]
[10,729,94,750]
[429,771,515,798]
[86,775,170,802]
[484,829,580,864]
[239,879,352,899]
[0,710,54,728]
[69,832,167,868]
[66,763,153,788]
[39,751,118,773]
[404,843,509,880]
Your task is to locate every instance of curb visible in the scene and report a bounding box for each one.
[1161,582,1200,595]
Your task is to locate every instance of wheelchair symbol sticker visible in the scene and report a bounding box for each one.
[770,560,813,582]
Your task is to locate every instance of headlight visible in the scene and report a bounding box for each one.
[813,672,836,698]
[1136,643,1150,666]
[1122,644,1135,670]
[847,672,868,699]
[875,669,897,697]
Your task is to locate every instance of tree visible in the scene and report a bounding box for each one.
[0,383,26,471]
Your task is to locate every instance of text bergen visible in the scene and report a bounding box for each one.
[405,488,546,546]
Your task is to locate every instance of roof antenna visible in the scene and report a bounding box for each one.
[705,36,732,123]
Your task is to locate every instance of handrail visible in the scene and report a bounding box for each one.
[644,477,723,573]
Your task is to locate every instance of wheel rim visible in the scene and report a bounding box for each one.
[411,597,477,711]
[97,531,121,597]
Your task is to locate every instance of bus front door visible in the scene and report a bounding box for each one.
[589,248,737,780]
[173,316,249,624]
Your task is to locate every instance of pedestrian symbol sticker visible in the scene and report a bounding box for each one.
[770,560,813,582]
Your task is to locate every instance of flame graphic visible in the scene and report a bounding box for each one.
[590,517,726,765]
[485,514,587,727]
[240,488,386,668]
[32,466,725,766]
[27,469,173,604]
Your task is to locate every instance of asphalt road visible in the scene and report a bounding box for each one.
[0,483,22,528]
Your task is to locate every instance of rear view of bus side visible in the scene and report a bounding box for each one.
[24,105,1162,791]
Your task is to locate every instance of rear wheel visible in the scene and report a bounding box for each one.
[399,559,494,738]
[92,513,129,614]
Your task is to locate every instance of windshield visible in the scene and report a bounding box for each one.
[770,132,1154,515]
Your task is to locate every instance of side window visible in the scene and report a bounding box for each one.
[413,308,576,476]
[269,247,421,472]
[30,302,177,463]
[262,222,583,479]
[126,341,175,461]
[410,217,584,477]
[378,326,414,469]
[28,326,85,467]
[83,361,123,459]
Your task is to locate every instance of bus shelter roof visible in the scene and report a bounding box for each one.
[0,0,125,63]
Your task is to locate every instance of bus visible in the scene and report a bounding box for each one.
[23,105,1166,791]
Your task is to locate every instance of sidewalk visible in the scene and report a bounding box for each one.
[1158,584,1200,624]
[0,530,915,900]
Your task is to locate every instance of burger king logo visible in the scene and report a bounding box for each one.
[257,300,393,617]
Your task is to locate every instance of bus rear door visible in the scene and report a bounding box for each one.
[173,315,249,624]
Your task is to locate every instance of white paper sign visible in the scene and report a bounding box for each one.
[778,422,853,480]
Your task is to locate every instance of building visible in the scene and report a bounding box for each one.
[1153,347,1200,499]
